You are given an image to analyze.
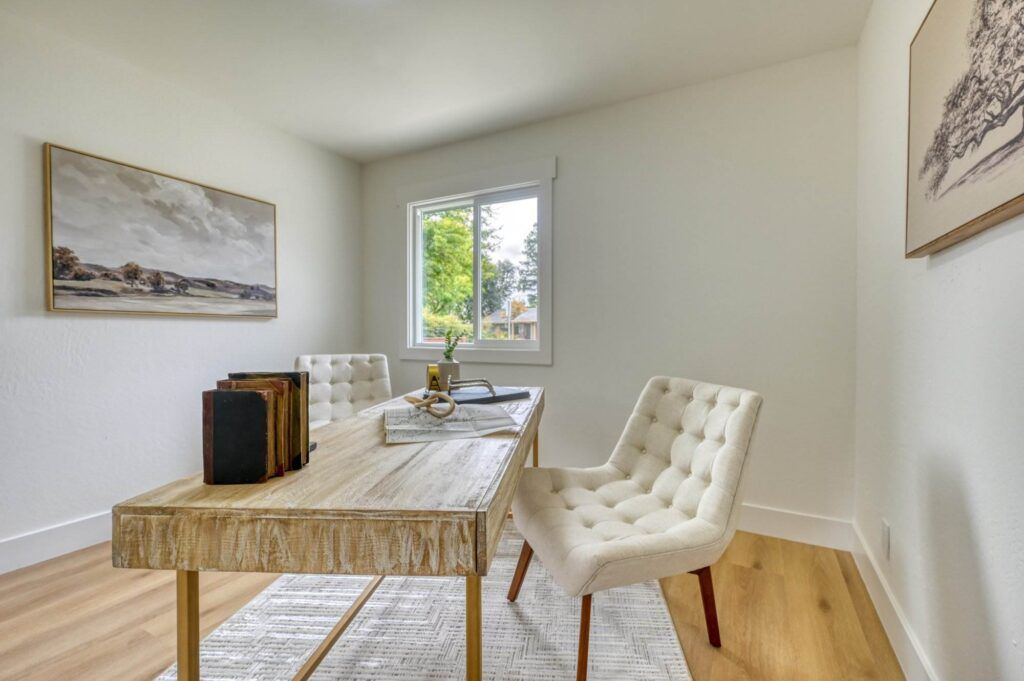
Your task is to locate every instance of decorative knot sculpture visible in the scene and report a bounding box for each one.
[404,391,457,419]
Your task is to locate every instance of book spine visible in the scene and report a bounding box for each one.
[280,381,293,473]
[202,391,215,484]
[261,391,277,481]
[299,372,309,466]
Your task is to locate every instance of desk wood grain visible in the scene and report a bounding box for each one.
[112,389,543,577]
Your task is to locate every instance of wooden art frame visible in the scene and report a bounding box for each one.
[45,143,278,317]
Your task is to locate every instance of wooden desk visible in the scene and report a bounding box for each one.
[112,388,544,681]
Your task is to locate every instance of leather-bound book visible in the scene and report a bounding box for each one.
[202,389,276,485]
[228,371,309,468]
[217,378,292,477]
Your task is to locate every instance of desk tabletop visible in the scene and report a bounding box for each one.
[112,388,544,576]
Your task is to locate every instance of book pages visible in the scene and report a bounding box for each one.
[384,404,518,444]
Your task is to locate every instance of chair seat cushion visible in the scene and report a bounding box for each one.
[513,464,729,597]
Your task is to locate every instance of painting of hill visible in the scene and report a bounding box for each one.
[46,144,276,317]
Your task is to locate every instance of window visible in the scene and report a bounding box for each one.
[403,159,553,364]
[413,187,539,347]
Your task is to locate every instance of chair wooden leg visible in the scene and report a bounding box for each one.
[577,594,592,681]
[507,541,534,602]
[690,566,721,647]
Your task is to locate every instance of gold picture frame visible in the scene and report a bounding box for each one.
[44,143,278,318]
[906,0,1024,257]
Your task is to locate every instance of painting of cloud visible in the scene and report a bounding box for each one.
[46,145,276,317]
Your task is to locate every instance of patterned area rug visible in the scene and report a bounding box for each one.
[157,526,692,680]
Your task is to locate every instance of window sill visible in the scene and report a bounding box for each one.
[400,344,551,366]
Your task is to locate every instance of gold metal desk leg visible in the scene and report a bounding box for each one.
[176,570,199,681]
[466,574,482,681]
[532,431,539,467]
[292,575,385,681]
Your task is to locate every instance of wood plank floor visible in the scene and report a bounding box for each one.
[662,532,904,681]
[0,531,903,681]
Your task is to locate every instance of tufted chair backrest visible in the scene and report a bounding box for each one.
[609,376,762,537]
[294,354,392,430]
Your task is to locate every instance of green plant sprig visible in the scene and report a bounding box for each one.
[443,328,463,361]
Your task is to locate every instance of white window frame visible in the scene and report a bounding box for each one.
[400,158,555,365]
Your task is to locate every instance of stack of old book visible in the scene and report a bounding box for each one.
[202,371,310,485]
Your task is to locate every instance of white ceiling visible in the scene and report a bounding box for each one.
[3,0,871,161]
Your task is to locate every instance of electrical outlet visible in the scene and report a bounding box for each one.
[881,519,891,561]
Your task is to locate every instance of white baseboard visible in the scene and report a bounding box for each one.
[0,510,111,575]
[739,502,855,551]
[850,522,939,681]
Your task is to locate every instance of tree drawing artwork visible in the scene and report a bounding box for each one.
[147,270,166,292]
[52,246,80,279]
[122,261,144,288]
[920,0,1024,199]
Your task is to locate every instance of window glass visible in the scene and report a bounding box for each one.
[412,188,540,347]
[418,204,474,343]
[479,197,539,341]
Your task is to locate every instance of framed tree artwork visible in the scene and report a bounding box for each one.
[45,144,277,317]
[907,0,1024,257]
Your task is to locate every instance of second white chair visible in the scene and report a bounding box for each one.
[294,354,392,430]
[508,376,763,681]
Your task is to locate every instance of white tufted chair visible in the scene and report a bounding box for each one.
[508,377,762,680]
[294,354,392,431]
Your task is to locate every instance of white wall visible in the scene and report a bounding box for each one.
[0,13,362,571]
[362,49,859,524]
[5,5,1019,674]
[856,2,1024,679]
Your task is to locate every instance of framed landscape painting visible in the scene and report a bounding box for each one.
[45,144,277,317]
[907,0,1024,257]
